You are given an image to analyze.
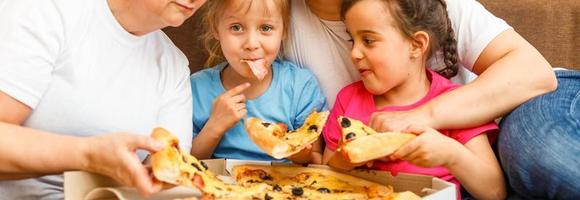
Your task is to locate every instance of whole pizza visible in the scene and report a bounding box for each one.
[150,127,421,200]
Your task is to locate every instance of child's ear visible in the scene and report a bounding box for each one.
[212,28,219,40]
[410,31,429,59]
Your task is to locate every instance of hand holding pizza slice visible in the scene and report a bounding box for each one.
[338,116,416,163]
[244,111,329,159]
[150,128,269,199]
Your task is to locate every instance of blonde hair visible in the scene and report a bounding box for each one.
[201,0,290,67]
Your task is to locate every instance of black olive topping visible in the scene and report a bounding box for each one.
[308,125,318,132]
[345,132,356,140]
[260,174,273,181]
[262,122,272,128]
[264,193,273,200]
[273,184,282,192]
[200,161,209,170]
[191,163,202,171]
[291,187,304,196]
[340,118,351,128]
[317,188,331,193]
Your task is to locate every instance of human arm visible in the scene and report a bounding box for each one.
[390,126,506,200]
[190,83,250,159]
[0,91,165,196]
[370,26,556,131]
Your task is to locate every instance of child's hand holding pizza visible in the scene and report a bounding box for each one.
[389,126,463,168]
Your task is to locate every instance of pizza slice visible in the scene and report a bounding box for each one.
[150,128,270,199]
[338,116,416,163]
[232,164,421,199]
[244,111,329,159]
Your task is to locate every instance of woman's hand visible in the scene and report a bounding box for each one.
[83,133,165,197]
[388,126,462,168]
[368,107,433,132]
[206,83,250,134]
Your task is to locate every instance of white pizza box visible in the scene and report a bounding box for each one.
[64,158,456,200]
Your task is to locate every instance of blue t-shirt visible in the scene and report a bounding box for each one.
[190,60,328,161]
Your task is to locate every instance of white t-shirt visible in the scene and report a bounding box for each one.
[0,0,193,198]
[284,0,512,106]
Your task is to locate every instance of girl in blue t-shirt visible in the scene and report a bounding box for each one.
[189,0,327,164]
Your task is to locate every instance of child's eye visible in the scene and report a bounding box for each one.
[363,38,375,45]
[260,25,273,32]
[230,24,243,32]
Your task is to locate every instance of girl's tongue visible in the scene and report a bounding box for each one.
[242,59,268,80]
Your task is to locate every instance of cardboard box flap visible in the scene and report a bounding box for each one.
[64,171,200,200]
[64,171,120,200]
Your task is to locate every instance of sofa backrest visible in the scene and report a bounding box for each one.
[164,1,579,74]
[479,0,578,69]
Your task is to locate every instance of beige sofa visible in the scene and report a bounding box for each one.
[163,0,579,73]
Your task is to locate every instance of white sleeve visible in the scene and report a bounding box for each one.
[446,0,512,70]
[0,0,63,108]
[157,52,193,153]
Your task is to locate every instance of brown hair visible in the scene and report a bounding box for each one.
[200,0,290,67]
[341,0,459,78]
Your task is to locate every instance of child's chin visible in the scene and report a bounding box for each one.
[363,85,386,95]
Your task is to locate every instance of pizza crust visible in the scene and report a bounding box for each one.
[245,118,293,159]
[150,128,184,185]
[342,132,416,163]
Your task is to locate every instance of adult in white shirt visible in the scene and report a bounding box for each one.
[285,0,579,199]
[0,0,207,199]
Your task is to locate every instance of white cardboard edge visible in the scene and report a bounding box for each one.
[422,177,456,200]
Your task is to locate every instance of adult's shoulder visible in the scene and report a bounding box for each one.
[154,31,190,72]
[444,0,512,69]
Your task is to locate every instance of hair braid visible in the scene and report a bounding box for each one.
[435,0,459,78]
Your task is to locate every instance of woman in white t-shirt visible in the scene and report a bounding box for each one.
[0,0,207,199]
[285,0,578,199]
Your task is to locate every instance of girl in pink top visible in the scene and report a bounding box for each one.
[322,0,506,199]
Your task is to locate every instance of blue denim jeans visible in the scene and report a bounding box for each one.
[498,69,580,200]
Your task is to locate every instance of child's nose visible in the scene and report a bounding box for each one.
[351,46,363,61]
[243,32,260,51]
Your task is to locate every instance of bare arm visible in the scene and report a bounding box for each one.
[0,121,89,179]
[370,30,557,131]
[0,91,164,196]
[425,30,557,129]
[190,83,250,159]
[391,127,506,200]
[445,134,506,200]
[0,91,86,177]
[189,122,228,159]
